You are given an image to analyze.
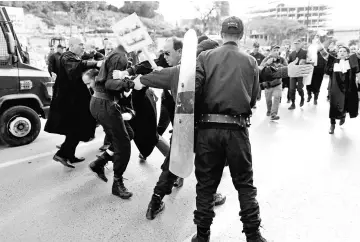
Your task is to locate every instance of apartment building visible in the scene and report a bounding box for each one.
[247,3,330,30]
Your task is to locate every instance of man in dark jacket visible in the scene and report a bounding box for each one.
[288,39,307,110]
[48,44,64,78]
[44,37,101,168]
[306,51,327,105]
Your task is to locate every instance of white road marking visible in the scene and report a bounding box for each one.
[0,139,102,169]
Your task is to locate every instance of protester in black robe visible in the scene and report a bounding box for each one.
[44,37,99,168]
[125,53,171,160]
[323,46,359,134]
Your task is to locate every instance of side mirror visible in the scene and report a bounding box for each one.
[6,32,15,54]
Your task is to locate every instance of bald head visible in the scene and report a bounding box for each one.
[69,36,85,56]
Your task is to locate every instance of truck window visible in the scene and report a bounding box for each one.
[0,29,10,64]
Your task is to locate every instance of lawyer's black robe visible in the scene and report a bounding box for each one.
[44,51,97,141]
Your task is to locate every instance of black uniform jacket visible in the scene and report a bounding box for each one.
[196,42,260,117]
[45,51,97,141]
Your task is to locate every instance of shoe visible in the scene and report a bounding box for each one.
[252,105,257,109]
[112,177,133,199]
[53,155,75,168]
[99,144,110,152]
[214,193,226,206]
[89,153,111,182]
[266,111,271,117]
[288,103,295,110]
[146,194,165,220]
[329,124,335,134]
[139,154,147,162]
[246,230,267,242]
[173,177,184,188]
[340,118,345,126]
[56,144,62,149]
[314,99,318,105]
[307,93,312,102]
[69,157,85,163]
[270,116,280,121]
[191,227,210,242]
[300,96,305,107]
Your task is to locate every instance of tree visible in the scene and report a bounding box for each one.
[191,1,230,35]
[72,1,96,38]
[248,17,307,45]
[120,1,159,18]
[349,39,359,46]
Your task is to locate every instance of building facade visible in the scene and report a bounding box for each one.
[246,3,331,44]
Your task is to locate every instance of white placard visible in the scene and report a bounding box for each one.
[112,13,153,53]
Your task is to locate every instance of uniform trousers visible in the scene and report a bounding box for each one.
[90,97,132,178]
[193,125,261,234]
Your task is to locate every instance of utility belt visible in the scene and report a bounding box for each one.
[198,114,250,128]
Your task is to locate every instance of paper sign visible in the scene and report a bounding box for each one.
[112,13,153,53]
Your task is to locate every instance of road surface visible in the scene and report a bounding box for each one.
[0,85,359,242]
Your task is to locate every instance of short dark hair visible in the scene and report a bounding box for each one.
[198,35,209,44]
[103,38,108,41]
[168,37,183,51]
[83,68,99,79]
[222,32,243,40]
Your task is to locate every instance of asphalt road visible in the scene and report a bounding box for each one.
[1,83,360,242]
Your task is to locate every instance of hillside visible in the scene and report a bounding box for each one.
[0,1,178,36]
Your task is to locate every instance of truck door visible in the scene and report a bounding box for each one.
[0,24,19,97]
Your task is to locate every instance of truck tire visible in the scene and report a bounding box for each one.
[0,106,41,146]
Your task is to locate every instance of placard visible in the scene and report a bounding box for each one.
[112,13,153,53]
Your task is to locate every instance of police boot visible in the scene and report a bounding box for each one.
[339,118,345,126]
[214,193,227,206]
[314,92,319,105]
[89,152,111,182]
[112,177,133,199]
[191,227,210,242]
[246,230,267,242]
[307,91,312,102]
[146,194,165,220]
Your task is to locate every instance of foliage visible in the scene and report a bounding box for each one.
[190,1,230,35]
[349,39,359,46]
[120,1,159,18]
[248,17,307,45]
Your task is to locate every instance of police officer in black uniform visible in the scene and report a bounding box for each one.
[192,17,267,242]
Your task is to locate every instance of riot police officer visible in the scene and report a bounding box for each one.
[192,16,267,242]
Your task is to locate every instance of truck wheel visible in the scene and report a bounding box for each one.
[0,106,41,146]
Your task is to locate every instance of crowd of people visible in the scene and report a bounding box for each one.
[249,38,360,133]
[42,14,358,242]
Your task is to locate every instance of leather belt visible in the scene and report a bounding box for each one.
[198,114,250,128]
[93,91,114,101]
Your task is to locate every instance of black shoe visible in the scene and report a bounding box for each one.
[340,118,345,126]
[146,194,165,220]
[314,99,318,105]
[112,177,133,199]
[69,157,85,164]
[53,155,75,168]
[173,177,184,188]
[139,154,147,162]
[246,230,267,242]
[300,96,305,107]
[329,124,335,134]
[307,93,312,102]
[89,153,111,182]
[99,144,110,152]
[191,227,210,242]
[266,111,271,117]
[56,145,62,149]
[214,193,226,206]
[288,103,295,110]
